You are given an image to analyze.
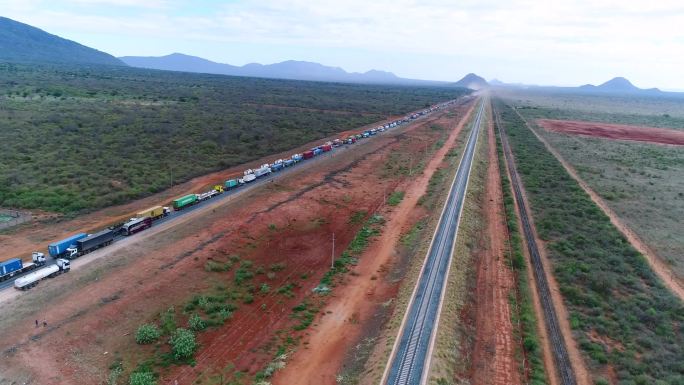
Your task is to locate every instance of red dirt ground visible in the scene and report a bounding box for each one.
[273,101,475,385]
[0,103,468,385]
[468,109,521,385]
[537,119,684,146]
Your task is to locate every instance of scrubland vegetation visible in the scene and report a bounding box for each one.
[0,63,467,213]
[495,99,684,384]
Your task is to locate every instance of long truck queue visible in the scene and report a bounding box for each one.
[3,100,457,291]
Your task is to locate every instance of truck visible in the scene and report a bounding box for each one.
[120,217,152,236]
[198,190,220,201]
[291,153,303,162]
[241,174,256,183]
[270,162,284,171]
[173,194,198,210]
[48,233,87,258]
[283,159,295,167]
[65,229,115,259]
[313,148,323,156]
[14,259,70,290]
[225,179,239,189]
[0,252,47,282]
[321,144,332,152]
[213,185,224,193]
[303,150,314,159]
[136,205,170,220]
[254,166,271,178]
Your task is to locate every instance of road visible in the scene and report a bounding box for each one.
[383,98,485,385]
[0,101,458,292]
[494,103,576,385]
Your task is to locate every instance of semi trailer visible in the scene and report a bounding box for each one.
[254,166,271,178]
[65,229,115,259]
[173,194,198,210]
[136,205,170,220]
[0,252,47,282]
[14,258,70,290]
[48,233,87,258]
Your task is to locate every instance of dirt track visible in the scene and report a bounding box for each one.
[529,118,684,301]
[0,102,471,385]
[468,107,521,385]
[537,119,684,145]
[273,101,475,385]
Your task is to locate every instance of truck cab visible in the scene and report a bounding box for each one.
[32,252,47,266]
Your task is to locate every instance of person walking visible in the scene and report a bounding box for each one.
[35,319,38,327]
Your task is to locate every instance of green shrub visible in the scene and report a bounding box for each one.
[188,314,206,332]
[129,372,156,385]
[135,324,161,345]
[169,328,196,360]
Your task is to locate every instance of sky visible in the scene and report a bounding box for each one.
[3,0,684,89]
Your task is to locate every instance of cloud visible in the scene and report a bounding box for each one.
[2,0,684,86]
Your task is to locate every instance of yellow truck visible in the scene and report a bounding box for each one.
[136,205,170,220]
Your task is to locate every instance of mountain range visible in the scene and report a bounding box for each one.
[119,53,457,86]
[0,16,671,94]
[0,16,123,66]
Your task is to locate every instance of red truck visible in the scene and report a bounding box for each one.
[321,144,332,152]
[303,150,315,159]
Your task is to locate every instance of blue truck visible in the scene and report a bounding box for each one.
[48,233,87,258]
[0,252,48,281]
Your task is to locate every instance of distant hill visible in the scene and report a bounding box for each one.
[0,17,124,66]
[120,53,446,85]
[580,77,661,94]
[453,73,488,90]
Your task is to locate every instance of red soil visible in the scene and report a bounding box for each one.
[537,119,684,146]
[0,104,466,385]
[468,108,521,385]
[273,101,476,385]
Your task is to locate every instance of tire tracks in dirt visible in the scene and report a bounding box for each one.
[516,110,684,301]
[468,104,521,385]
[272,102,476,385]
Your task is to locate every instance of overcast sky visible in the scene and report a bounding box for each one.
[4,0,684,89]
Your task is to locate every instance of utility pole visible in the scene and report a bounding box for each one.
[331,232,335,269]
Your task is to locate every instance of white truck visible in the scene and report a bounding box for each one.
[254,166,272,178]
[239,173,257,184]
[14,258,70,290]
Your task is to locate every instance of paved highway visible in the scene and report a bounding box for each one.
[384,98,485,385]
[0,101,458,292]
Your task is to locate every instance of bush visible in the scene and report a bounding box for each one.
[135,324,161,344]
[188,314,206,332]
[169,328,196,360]
[387,191,405,206]
[129,372,156,385]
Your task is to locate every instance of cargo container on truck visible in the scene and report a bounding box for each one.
[136,205,170,220]
[120,217,152,236]
[14,259,70,290]
[0,252,47,282]
[303,151,314,160]
[283,159,294,167]
[173,194,198,210]
[225,179,239,189]
[313,148,323,156]
[48,233,87,258]
[242,174,256,183]
[65,229,115,259]
[271,162,283,171]
[321,144,332,152]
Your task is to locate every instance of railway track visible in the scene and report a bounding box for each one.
[493,103,576,385]
[383,98,485,385]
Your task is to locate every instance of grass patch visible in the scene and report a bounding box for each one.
[387,191,405,206]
